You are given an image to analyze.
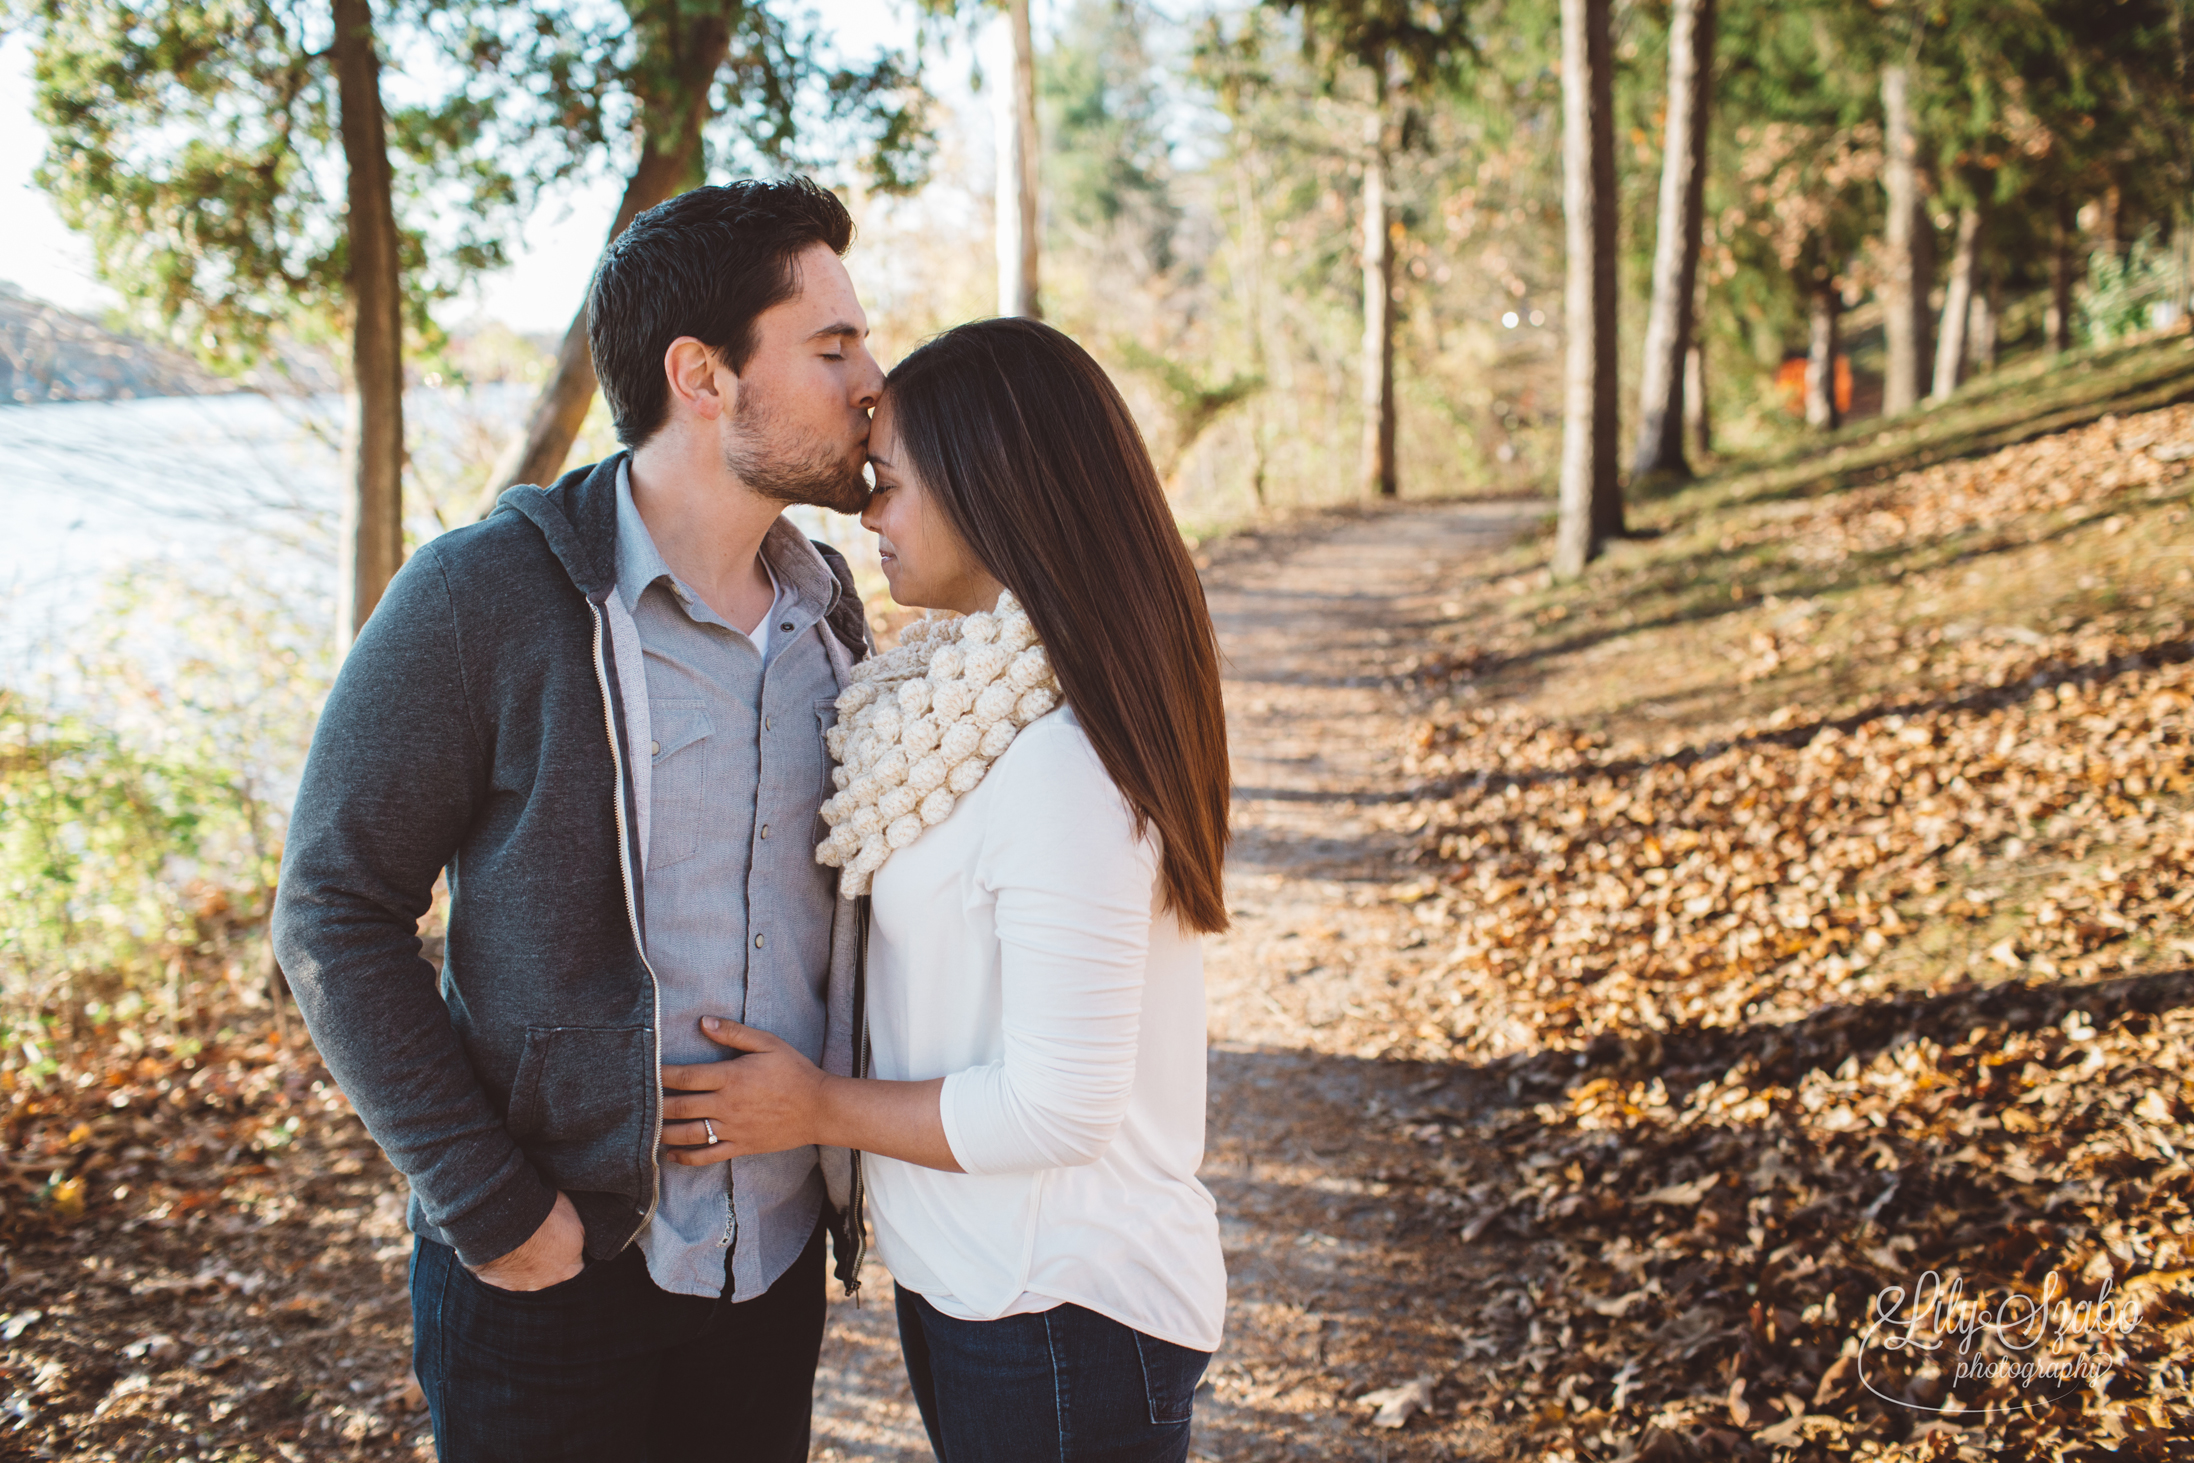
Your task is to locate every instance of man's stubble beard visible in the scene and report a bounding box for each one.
[721,383,871,515]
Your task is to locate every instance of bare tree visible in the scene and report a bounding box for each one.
[1360,100,1396,497]
[2046,198,2077,353]
[1929,202,1982,401]
[1968,270,2001,372]
[331,0,404,646]
[1554,0,1620,578]
[1684,339,1710,457]
[996,0,1041,317]
[1805,281,1840,429]
[1631,0,1715,482]
[1879,61,1933,415]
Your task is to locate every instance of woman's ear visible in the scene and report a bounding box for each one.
[663,337,731,422]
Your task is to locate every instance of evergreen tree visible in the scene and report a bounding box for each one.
[1251,0,1473,498]
[28,0,568,641]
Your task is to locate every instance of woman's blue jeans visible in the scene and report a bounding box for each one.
[895,1286,1212,1463]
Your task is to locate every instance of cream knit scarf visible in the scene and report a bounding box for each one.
[816,590,1061,896]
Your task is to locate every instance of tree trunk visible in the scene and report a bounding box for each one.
[2047,198,2076,354]
[1630,0,1715,481]
[1554,0,1620,578]
[1805,280,1841,430]
[1359,117,1396,498]
[1684,338,1710,458]
[482,6,734,504]
[1929,203,1981,402]
[995,0,1040,318]
[1968,269,2000,372]
[1880,62,1925,416]
[331,0,405,649]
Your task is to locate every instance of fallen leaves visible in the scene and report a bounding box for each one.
[1361,1374,1438,1428]
[1402,617,2190,1069]
[0,1025,423,1461]
[1725,403,2194,568]
[1375,405,2194,1459]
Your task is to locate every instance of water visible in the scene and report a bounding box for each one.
[0,386,882,682]
[0,392,345,670]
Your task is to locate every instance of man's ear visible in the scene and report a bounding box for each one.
[663,337,734,423]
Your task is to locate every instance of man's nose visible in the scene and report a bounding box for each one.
[852,347,884,411]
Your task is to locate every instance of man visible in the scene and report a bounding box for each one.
[270,177,881,1461]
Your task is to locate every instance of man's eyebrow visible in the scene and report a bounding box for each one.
[808,321,866,342]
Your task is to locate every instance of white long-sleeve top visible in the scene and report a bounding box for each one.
[861,704,1226,1352]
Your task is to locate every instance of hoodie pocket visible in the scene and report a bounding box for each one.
[648,701,713,868]
[506,1025,651,1199]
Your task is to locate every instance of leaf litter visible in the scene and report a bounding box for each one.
[1360,402,2194,1460]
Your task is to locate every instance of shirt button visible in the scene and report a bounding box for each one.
[649,740,659,756]
[780,621,793,632]
[759,824,771,839]
[763,715,772,731]
[753,933,766,950]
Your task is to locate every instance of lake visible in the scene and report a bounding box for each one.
[0,387,880,685]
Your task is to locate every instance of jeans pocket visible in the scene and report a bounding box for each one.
[458,1247,612,1305]
[1132,1331,1211,1426]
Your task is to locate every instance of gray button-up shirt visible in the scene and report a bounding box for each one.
[616,464,844,1300]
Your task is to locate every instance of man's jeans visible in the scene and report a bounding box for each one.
[411,1222,825,1462]
[895,1287,1212,1463]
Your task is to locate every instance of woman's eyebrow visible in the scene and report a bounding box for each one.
[868,451,896,469]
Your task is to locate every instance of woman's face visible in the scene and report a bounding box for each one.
[862,394,1004,615]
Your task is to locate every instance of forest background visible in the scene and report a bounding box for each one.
[5,0,2185,1046]
[0,0,2190,1457]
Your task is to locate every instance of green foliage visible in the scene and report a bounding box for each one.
[20,0,933,376]
[2080,229,2178,347]
[1114,339,1263,479]
[1,694,238,1004]
[25,0,556,371]
[1041,0,1180,273]
[0,563,328,1025]
[1260,0,1476,96]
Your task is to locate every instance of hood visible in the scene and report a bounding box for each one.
[493,452,626,601]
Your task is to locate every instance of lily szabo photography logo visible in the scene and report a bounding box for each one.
[1860,1268,2144,1415]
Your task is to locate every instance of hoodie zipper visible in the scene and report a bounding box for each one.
[590,597,665,1248]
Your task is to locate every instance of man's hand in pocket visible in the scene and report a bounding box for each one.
[468,1190,585,1292]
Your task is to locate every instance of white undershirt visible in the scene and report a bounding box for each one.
[740,557,783,661]
[860,705,1227,1352]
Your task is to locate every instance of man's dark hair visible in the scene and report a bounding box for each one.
[587,177,854,447]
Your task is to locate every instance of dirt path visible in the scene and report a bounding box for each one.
[813,498,1538,1461]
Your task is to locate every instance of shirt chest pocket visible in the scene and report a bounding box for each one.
[649,701,713,869]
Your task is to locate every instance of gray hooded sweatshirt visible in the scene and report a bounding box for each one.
[270,453,869,1287]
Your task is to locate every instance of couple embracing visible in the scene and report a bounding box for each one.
[270,176,1230,1462]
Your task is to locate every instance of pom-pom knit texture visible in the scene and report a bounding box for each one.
[815,590,1061,896]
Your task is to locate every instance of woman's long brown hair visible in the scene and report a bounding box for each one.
[883,318,1231,933]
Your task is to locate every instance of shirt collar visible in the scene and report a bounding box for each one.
[613,458,844,621]
[613,458,679,616]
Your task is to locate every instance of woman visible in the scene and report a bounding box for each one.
[658,317,1232,1461]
